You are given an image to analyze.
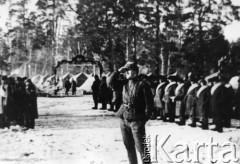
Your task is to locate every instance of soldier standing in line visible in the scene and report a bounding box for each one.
[162,75,177,122]
[223,77,234,128]
[196,79,211,130]
[115,61,154,164]
[184,75,200,127]
[173,77,185,124]
[210,75,228,132]
[154,75,168,121]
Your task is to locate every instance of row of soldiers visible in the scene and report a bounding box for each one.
[0,76,38,129]
[152,73,237,133]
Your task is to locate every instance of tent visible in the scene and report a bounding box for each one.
[43,75,56,86]
[37,74,51,86]
[31,75,41,84]
[8,74,18,78]
[61,72,73,84]
[229,76,239,91]
[71,72,88,87]
[78,75,94,93]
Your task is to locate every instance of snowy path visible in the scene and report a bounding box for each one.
[0,95,240,164]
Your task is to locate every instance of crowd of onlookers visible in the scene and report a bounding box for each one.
[91,71,240,133]
[0,76,38,130]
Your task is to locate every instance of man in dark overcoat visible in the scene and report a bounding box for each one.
[25,79,38,129]
[173,77,186,124]
[99,76,108,109]
[14,77,27,126]
[210,76,227,132]
[116,61,154,164]
[109,69,124,112]
[64,78,71,95]
[184,75,200,127]
[154,75,168,121]
[71,79,77,95]
[162,76,177,122]
[91,75,101,109]
[196,79,211,129]
[0,76,11,128]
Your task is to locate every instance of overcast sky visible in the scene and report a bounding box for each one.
[0,0,240,42]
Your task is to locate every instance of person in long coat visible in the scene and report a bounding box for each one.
[99,76,108,110]
[25,79,38,129]
[223,77,234,128]
[109,70,124,112]
[210,76,227,132]
[91,75,101,109]
[235,77,240,128]
[174,77,186,124]
[184,76,200,127]
[64,78,71,95]
[6,77,17,125]
[0,76,11,128]
[13,77,27,126]
[154,75,168,121]
[196,79,211,129]
[71,79,77,95]
[162,76,177,122]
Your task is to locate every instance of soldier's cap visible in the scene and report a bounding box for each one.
[118,61,138,73]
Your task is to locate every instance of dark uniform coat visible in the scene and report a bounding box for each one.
[163,82,177,114]
[210,82,227,119]
[223,84,234,120]
[174,83,185,116]
[99,80,108,102]
[235,84,240,119]
[117,77,154,121]
[154,82,168,109]
[185,83,200,116]
[196,85,211,118]
[25,84,38,119]
[91,79,101,102]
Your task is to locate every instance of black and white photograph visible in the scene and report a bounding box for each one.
[0,0,240,163]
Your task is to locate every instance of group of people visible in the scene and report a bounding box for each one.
[152,73,237,133]
[0,76,38,129]
[91,72,124,111]
[64,78,77,96]
[95,61,240,164]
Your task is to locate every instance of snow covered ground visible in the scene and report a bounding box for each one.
[0,95,240,164]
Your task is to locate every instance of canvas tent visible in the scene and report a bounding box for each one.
[78,75,94,93]
[37,74,51,86]
[31,75,41,84]
[8,74,18,78]
[43,75,56,86]
[71,72,88,87]
[61,72,73,83]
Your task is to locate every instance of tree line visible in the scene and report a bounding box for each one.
[0,0,240,77]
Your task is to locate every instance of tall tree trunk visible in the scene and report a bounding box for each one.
[160,48,168,75]
[155,4,160,75]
